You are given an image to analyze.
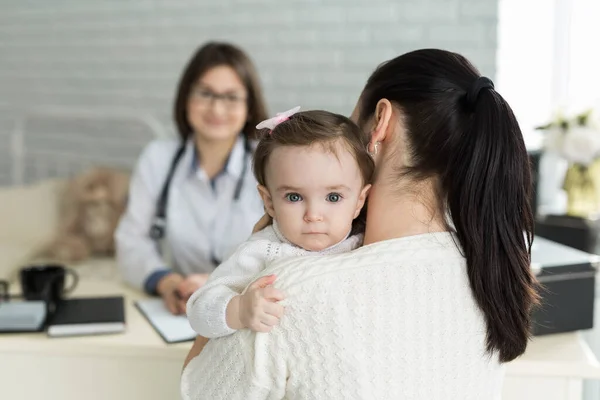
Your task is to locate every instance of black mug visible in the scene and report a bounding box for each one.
[19,264,78,310]
[0,279,8,303]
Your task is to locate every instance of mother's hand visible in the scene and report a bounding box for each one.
[252,213,272,234]
[183,335,210,371]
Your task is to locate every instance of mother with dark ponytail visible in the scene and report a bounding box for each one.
[182,49,539,400]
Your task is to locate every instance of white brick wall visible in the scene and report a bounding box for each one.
[0,0,498,186]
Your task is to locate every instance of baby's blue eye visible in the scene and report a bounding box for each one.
[286,193,302,202]
[327,193,342,202]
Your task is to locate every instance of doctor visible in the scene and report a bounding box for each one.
[115,42,268,314]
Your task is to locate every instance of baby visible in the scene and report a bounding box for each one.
[187,107,374,337]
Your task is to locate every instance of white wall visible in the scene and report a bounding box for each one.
[0,0,499,185]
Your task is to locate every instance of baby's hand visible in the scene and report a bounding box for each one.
[239,275,285,333]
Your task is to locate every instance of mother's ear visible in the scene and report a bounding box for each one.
[370,99,394,145]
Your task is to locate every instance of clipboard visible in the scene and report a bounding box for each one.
[135,298,196,344]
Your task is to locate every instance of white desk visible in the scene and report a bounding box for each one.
[506,332,600,400]
[0,278,190,400]
[1,273,599,400]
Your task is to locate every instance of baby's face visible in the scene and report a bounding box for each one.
[260,140,370,251]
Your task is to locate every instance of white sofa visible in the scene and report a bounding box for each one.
[0,179,68,283]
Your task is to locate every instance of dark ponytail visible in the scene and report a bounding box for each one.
[359,49,539,362]
[448,82,539,362]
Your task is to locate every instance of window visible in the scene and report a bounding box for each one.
[497,0,600,149]
[568,0,600,112]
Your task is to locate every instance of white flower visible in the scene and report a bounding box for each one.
[542,126,565,153]
[561,126,600,165]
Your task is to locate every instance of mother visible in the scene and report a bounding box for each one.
[181,49,538,399]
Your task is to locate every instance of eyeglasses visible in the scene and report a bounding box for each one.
[190,88,247,110]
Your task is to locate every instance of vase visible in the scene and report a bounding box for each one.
[563,160,600,218]
[537,152,569,215]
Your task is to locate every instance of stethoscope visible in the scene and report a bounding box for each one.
[149,135,252,265]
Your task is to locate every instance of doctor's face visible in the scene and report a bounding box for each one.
[187,65,248,144]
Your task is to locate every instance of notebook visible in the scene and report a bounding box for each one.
[46,296,125,337]
[135,298,196,344]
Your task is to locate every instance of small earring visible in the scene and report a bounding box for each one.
[367,141,380,157]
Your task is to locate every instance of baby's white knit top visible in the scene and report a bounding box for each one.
[186,221,363,338]
[181,231,505,400]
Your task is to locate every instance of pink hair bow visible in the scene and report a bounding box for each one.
[256,106,301,130]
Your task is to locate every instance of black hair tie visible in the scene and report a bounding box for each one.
[465,76,494,111]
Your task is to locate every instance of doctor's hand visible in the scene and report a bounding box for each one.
[177,274,210,302]
[157,273,186,315]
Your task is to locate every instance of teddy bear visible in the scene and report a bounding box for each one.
[42,167,130,263]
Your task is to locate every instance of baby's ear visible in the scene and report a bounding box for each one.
[257,185,275,218]
[354,184,371,218]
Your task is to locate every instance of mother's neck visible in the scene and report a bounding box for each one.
[363,179,448,245]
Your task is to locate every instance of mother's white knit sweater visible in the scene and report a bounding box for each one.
[181,232,505,400]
